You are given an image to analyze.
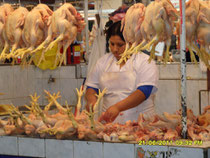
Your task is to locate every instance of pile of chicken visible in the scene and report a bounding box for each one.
[0,88,209,142]
[119,0,210,69]
[0,3,85,67]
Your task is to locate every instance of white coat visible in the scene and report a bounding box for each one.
[85,52,158,124]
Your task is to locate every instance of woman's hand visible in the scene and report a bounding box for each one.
[99,105,120,123]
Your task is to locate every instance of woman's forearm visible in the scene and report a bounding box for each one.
[85,88,97,107]
[115,89,146,112]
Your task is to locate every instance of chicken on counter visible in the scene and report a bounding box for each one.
[0,7,28,61]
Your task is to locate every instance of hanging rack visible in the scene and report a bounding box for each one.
[179,0,187,139]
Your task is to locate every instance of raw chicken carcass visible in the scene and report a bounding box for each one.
[118,3,145,64]
[35,3,85,67]
[0,4,14,51]
[0,7,28,61]
[196,2,210,69]
[122,0,178,64]
[13,4,53,64]
[176,0,205,65]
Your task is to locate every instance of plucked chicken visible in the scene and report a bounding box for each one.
[0,4,14,52]
[196,1,210,69]
[13,4,53,64]
[118,3,145,64]
[119,0,178,64]
[34,3,85,67]
[0,7,28,61]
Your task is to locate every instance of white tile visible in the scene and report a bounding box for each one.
[27,65,36,95]
[11,97,30,106]
[200,91,208,114]
[80,65,87,78]
[46,139,73,158]
[155,80,177,114]
[35,67,43,78]
[104,142,135,158]
[34,79,44,105]
[0,66,14,99]
[74,141,103,158]
[0,136,18,155]
[18,137,45,157]
[176,80,181,112]
[13,66,28,98]
[0,99,12,105]
[168,146,204,158]
[198,80,207,90]
[42,68,60,78]
[186,80,199,115]
[186,64,207,79]
[60,66,76,78]
[159,64,180,79]
[135,144,168,158]
[77,79,85,88]
[42,78,61,105]
[60,79,78,105]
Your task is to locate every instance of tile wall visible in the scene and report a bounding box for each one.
[0,63,208,115]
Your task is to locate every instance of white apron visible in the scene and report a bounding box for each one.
[99,56,155,124]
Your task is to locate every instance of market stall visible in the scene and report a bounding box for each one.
[0,0,209,158]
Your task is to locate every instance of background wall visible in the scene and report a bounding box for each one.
[0,63,208,116]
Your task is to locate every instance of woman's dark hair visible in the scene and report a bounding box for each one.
[105,21,125,41]
[105,21,125,52]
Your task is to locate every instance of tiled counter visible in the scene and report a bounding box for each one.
[0,136,209,158]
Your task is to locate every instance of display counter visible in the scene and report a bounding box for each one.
[0,136,209,158]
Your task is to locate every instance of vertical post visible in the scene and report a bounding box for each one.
[84,0,89,56]
[179,0,187,139]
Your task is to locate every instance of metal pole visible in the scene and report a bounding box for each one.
[84,0,89,56]
[179,0,187,139]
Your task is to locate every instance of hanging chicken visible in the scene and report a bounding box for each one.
[175,0,205,66]
[0,4,14,55]
[141,0,178,63]
[0,7,28,61]
[196,1,210,69]
[33,3,85,67]
[12,4,53,65]
[118,0,178,64]
[118,3,145,64]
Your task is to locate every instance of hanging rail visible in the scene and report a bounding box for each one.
[179,0,187,139]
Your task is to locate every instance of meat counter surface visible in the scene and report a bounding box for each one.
[0,136,209,158]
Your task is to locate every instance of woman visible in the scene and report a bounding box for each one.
[85,21,158,124]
